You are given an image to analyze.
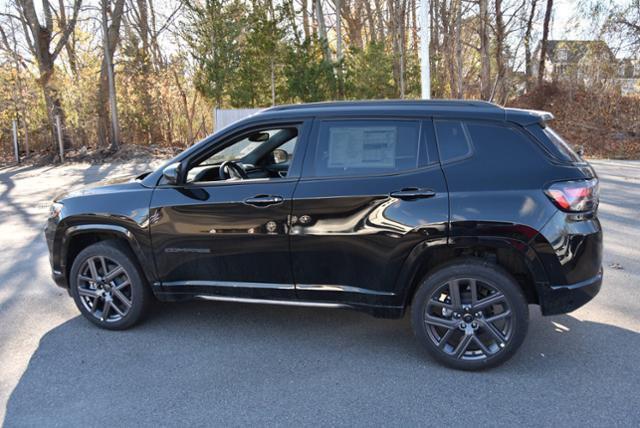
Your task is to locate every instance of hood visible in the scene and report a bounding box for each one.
[54,173,148,202]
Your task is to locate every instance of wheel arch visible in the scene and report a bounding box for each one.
[61,224,156,287]
[396,236,549,308]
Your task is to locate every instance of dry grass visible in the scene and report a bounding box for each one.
[509,84,640,159]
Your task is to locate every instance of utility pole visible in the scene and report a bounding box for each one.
[420,0,431,99]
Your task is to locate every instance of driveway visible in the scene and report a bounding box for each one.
[0,159,639,426]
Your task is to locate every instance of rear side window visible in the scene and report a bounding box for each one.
[465,121,547,168]
[527,124,582,163]
[312,120,420,177]
[434,120,472,162]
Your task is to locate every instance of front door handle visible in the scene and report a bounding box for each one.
[389,188,436,200]
[244,195,284,207]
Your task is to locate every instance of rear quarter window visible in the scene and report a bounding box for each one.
[526,124,582,163]
[441,121,553,190]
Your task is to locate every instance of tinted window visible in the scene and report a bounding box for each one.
[434,120,472,162]
[526,124,582,163]
[313,120,420,177]
[465,122,546,168]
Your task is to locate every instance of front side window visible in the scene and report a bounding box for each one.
[186,126,299,183]
[202,129,286,166]
[311,120,420,177]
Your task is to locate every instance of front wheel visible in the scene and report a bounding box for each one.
[411,259,529,370]
[69,240,151,330]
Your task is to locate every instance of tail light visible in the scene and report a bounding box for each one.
[544,179,599,212]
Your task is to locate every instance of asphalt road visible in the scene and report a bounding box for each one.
[1,159,639,427]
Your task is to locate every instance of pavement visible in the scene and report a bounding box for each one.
[0,159,639,427]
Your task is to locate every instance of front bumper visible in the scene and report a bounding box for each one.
[44,217,68,289]
[538,269,602,315]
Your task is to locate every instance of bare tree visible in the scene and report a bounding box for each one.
[478,0,491,100]
[15,0,82,148]
[0,15,30,155]
[538,0,553,88]
[97,0,125,150]
[524,0,538,91]
[493,0,506,102]
[455,0,463,98]
[314,0,331,60]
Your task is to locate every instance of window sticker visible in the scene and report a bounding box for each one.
[328,127,397,168]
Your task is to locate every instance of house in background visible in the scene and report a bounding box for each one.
[618,58,640,96]
[535,40,640,95]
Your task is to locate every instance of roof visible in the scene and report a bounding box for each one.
[257,99,547,126]
[545,40,615,63]
[256,99,504,121]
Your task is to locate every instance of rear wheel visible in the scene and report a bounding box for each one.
[411,259,528,370]
[69,240,150,330]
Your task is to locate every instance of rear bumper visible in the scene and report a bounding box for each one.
[538,269,602,315]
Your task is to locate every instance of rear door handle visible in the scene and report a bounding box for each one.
[244,195,284,207]
[389,188,436,200]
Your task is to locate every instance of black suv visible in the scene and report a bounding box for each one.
[45,100,602,370]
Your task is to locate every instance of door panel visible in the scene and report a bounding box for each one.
[150,180,297,298]
[290,119,449,306]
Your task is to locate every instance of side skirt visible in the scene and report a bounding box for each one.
[152,284,405,319]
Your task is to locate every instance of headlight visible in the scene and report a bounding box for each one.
[49,202,64,219]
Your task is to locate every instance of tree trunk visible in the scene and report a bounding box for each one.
[302,0,310,39]
[524,0,538,92]
[430,0,439,97]
[455,0,463,98]
[97,0,125,149]
[478,0,491,100]
[374,0,385,41]
[315,0,331,60]
[364,0,377,43]
[388,0,407,97]
[538,0,554,89]
[172,68,196,144]
[494,0,507,103]
[16,0,81,151]
[336,0,343,60]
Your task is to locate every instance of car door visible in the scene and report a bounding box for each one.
[290,117,449,306]
[149,120,310,300]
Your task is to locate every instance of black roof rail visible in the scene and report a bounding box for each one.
[265,99,503,112]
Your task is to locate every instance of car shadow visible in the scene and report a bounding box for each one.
[4,302,639,426]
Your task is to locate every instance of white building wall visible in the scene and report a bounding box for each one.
[214,108,263,132]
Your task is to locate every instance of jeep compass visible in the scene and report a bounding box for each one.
[45,100,602,370]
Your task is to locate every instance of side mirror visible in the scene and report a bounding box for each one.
[271,149,288,164]
[162,162,182,185]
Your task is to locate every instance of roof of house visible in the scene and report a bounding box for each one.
[545,40,615,63]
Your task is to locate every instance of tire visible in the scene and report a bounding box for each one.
[411,258,529,370]
[69,240,151,330]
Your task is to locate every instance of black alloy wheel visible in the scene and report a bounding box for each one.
[411,259,529,370]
